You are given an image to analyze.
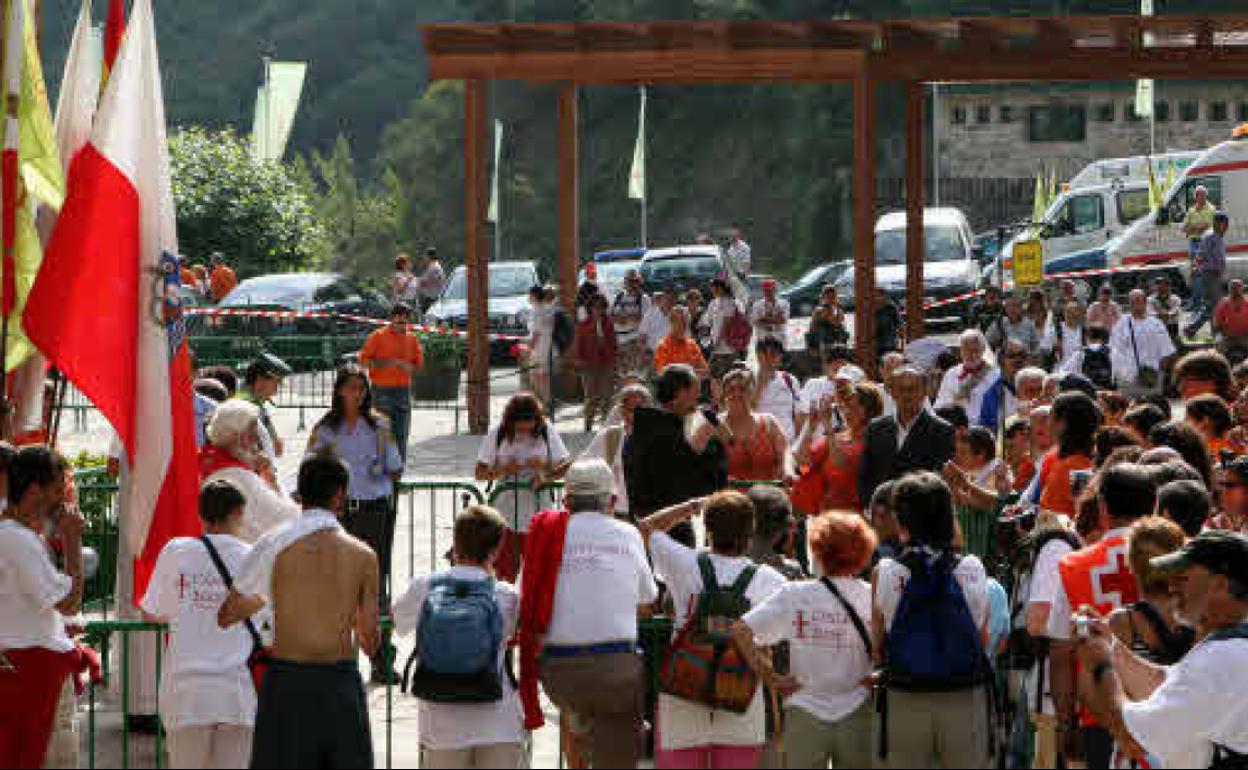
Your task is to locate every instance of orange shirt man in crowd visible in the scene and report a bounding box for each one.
[359,303,425,460]
[208,253,238,303]
[654,306,708,379]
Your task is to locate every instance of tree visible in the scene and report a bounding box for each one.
[170,127,327,276]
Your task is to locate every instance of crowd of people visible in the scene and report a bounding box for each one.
[11,244,1248,770]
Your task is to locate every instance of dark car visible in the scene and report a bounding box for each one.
[190,273,391,338]
[780,262,851,317]
[639,245,744,301]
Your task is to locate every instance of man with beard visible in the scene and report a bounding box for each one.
[1077,532,1248,769]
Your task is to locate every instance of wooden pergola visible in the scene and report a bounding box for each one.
[421,14,1248,432]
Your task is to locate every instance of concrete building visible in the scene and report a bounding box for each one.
[935,81,1248,180]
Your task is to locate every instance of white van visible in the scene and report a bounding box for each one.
[1046,132,1248,286]
[993,151,1201,287]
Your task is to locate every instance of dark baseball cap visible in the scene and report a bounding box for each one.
[248,353,292,379]
[1151,531,1248,584]
[1059,373,1098,401]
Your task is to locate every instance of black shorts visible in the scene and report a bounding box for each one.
[251,659,372,770]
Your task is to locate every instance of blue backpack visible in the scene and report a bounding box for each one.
[885,548,988,692]
[404,575,504,704]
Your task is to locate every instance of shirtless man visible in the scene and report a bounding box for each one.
[219,455,379,769]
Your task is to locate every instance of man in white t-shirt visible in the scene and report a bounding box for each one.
[704,278,744,382]
[871,472,992,769]
[393,505,524,770]
[0,447,85,769]
[638,291,674,364]
[753,337,805,444]
[726,228,752,278]
[535,459,658,769]
[1077,531,1248,770]
[141,480,263,769]
[750,279,789,344]
[201,401,300,543]
[1110,290,1177,397]
[936,329,999,426]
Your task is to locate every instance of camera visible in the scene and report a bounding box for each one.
[1073,615,1095,640]
[994,506,1038,558]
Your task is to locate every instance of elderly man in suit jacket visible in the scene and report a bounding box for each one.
[859,365,957,502]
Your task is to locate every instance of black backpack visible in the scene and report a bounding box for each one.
[1081,345,1114,389]
[552,308,575,354]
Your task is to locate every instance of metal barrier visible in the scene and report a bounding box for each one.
[82,620,165,770]
[958,505,996,560]
[393,481,486,589]
[487,479,567,531]
[77,468,121,615]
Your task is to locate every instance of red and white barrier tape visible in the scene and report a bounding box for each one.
[917,258,1187,313]
[184,307,529,343]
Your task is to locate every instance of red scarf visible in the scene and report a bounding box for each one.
[958,361,986,382]
[0,645,100,767]
[198,444,251,481]
[517,509,570,730]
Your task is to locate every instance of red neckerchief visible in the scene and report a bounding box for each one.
[958,361,986,382]
[198,445,251,481]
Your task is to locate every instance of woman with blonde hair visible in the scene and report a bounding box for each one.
[716,368,789,483]
[1107,516,1194,665]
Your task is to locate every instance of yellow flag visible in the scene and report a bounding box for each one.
[3,0,64,371]
[1033,170,1047,223]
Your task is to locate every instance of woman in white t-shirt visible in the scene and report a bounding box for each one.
[140,481,268,770]
[871,471,992,770]
[393,254,420,306]
[733,511,879,769]
[475,393,570,581]
[639,490,786,769]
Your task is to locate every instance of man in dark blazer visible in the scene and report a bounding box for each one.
[859,365,957,502]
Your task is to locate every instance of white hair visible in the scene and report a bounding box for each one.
[206,400,261,449]
[1016,367,1047,389]
[960,329,988,348]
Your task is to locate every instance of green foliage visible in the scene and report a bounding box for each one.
[170,127,328,277]
[417,330,467,367]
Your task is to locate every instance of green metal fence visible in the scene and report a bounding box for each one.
[77,468,121,615]
[82,620,165,770]
[393,481,485,588]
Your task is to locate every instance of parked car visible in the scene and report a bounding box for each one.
[592,248,646,263]
[639,245,745,301]
[424,261,542,360]
[780,262,852,317]
[833,207,982,324]
[191,273,391,337]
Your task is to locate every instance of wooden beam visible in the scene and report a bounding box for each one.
[464,80,491,435]
[557,83,580,314]
[905,81,925,344]
[426,47,866,84]
[853,76,876,372]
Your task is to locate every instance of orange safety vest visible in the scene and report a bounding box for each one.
[1057,533,1139,618]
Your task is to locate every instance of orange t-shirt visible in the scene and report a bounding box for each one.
[653,335,706,374]
[209,265,238,303]
[359,326,425,388]
[1039,453,1094,517]
[180,267,196,287]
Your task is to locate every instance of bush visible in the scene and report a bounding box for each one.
[171,127,328,277]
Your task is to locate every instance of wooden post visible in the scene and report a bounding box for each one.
[853,76,877,371]
[465,80,491,434]
[557,83,580,311]
[905,80,926,342]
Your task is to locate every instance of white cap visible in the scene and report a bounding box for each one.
[834,364,866,384]
[206,400,260,448]
[565,458,615,498]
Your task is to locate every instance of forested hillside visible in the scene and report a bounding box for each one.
[35,0,1246,278]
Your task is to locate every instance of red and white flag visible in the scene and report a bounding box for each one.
[2,0,25,322]
[25,0,198,598]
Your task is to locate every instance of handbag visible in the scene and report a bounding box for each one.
[200,535,273,691]
[789,442,829,517]
[1128,319,1161,389]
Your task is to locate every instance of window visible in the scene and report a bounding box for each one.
[1239,102,1248,122]
[1117,188,1153,224]
[952,106,967,125]
[1166,176,1224,225]
[1211,101,1229,122]
[1094,103,1116,123]
[1179,101,1200,122]
[1028,105,1087,143]
[1127,102,1144,122]
[1000,105,1016,123]
[975,105,992,124]
[1155,101,1170,122]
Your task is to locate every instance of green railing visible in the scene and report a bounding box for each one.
[77,468,121,615]
[958,505,997,560]
[393,481,486,587]
[82,620,165,770]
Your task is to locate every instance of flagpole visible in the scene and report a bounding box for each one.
[639,86,647,248]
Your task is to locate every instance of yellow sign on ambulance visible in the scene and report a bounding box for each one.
[1013,239,1044,287]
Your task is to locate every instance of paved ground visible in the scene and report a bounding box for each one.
[71,368,589,770]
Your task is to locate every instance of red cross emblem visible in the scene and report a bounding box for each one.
[177,573,189,600]
[793,611,809,640]
[1090,542,1136,611]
